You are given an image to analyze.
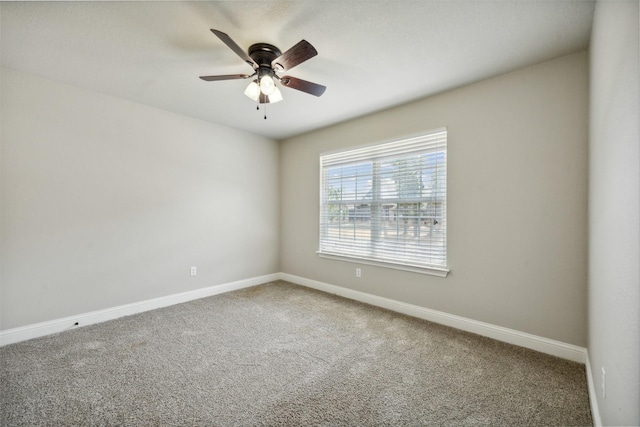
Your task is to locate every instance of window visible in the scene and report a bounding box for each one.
[318,128,448,276]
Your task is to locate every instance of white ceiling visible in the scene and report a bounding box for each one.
[1,1,595,140]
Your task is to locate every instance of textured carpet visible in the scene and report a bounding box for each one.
[1,280,592,426]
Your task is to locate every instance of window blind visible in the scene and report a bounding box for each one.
[319,128,447,272]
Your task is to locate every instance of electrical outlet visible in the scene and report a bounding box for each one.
[356,268,362,278]
[601,367,606,399]
[190,266,197,276]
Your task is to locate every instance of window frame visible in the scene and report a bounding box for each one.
[317,128,449,277]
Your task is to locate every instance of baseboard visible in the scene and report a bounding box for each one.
[2,272,588,366]
[279,273,587,364]
[585,352,602,426]
[0,273,278,347]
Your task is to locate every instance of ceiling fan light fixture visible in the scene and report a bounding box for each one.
[269,86,283,103]
[244,80,260,101]
[259,74,276,96]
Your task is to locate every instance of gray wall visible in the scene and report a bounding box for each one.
[1,68,280,330]
[588,1,640,425]
[280,52,589,347]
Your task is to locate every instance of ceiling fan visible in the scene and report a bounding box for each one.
[200,29,326,113]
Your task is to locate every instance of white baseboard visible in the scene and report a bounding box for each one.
[279,273,587,364]
[585,353,602,426]
[0,273,278,347]
[1,271,587,366]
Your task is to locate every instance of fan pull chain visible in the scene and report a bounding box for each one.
[264,102,267,120]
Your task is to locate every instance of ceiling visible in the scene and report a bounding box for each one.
[0,1,595,140]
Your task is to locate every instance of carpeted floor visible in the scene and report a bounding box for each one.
[1,280,592,426]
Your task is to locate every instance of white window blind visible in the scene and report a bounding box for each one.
[319,128,447,274]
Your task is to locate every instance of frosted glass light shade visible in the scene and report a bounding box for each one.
[259,75,276,95]
[244,81,260,101]
[269,87,283,103]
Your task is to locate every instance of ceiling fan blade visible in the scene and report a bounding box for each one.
[280,76,326,97]
[210,29,255,68]
[199,74,251,81]
[271,40,317,72]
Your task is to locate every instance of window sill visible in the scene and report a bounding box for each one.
[316,251,450,278]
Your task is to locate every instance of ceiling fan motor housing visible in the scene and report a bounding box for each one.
[248,43,282,69]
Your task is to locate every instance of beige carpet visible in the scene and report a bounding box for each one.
[1,280,592,426]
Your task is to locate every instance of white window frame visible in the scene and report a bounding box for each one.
[317,128,449,277]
